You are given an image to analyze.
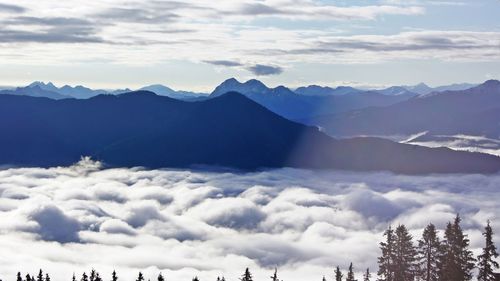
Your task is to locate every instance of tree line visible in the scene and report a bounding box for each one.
[2,215,498,281]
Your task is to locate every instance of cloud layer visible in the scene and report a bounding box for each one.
[0,160,499,281]
[0,0,498,77]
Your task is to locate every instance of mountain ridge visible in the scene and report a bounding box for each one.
[0,90,499,174]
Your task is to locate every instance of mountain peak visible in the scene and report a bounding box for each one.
[482,79,500,87]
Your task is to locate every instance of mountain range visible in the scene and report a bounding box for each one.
[0,82,203,100]
[306,80,500,139]
[0,91,499,174]
[209,78,412,119]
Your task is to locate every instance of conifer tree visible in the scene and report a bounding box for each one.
[346,263,357,281]
[72,273,76,281]
[393,224,417,281]
[90,270,96,281]
[241,268,253,281]
[157,273,164,281]
[136,272,144,281]
[322,276,327,281]
[25,274,31,281]
[192,277,199,281]
[477,220,499,281]
[362,269,371,281]
[45,274,50,281]
[335,266,343,281]
[378,226,396,281]
[417,223,442,281]
[81,272,88,281]
[37,270,44,281]
[441,215,475,281]
[17,272,22,281]
[94,273,102,281]
[111,271,118,281]
[221,277,225,281]
[270,268,279,281]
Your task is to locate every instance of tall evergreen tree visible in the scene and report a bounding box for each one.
[25,273,31,281]
[81,273,88,281]
[270,268,280,281]
[17,272,22,281]
[417,223,442,281]
[394,224,418,281]
[157,273,164,281]
[37,270,44,281]
[477,220,499,281]
[378,226,396,281]
[45,274,50,281]
[441,215,475,281]
[241,268,253,281]
[136,272,144,281]
[111,271,117,281]
[346,263,357,281]
[72,273,76,281]
[89,270,96,281]
[94,273,102,281]
[192,277,199,281]
[322,276,327,281]
[363,269,371,281]
[335,266,343,281]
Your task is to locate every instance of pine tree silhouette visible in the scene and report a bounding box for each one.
[346,263,357,281]
[335,266,343,281]
[17,272,22,281]
[81,272,88,281]
[111,271,118,281]
[136,272,144,281]
[417,223,442,281]
[362,268,371,281]
[241,268,253,281]
[441,215,475,281]
[45,274,51,281]
[378,226,395,281]
[477,220,499,281]
[192,277,200,281]
[157,273,164,281]
[37,270,44,281]
[270,268,280,281]
[393,224,417,281]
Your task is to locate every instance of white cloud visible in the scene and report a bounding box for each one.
[3,0,496,70]
[0,162,499,281]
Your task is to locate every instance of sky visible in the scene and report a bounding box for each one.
[0,0,499,91]
[0,159,499,281]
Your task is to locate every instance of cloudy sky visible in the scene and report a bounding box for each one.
[0,0,499,91]
[0,159,499,281]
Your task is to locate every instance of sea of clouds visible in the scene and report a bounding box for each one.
[0,158,499,281]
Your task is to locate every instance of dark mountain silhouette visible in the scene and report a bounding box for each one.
[0,91,499,174]
[210,78,412,120]
[307,80,500,138]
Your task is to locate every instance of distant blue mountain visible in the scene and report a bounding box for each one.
[308,80,500,138]
[294,85,362,96]
[139,84,206,99]
[0,84,70,100]
[403,82,477,95]
[210,78,412,120]
[0,91,498,174]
